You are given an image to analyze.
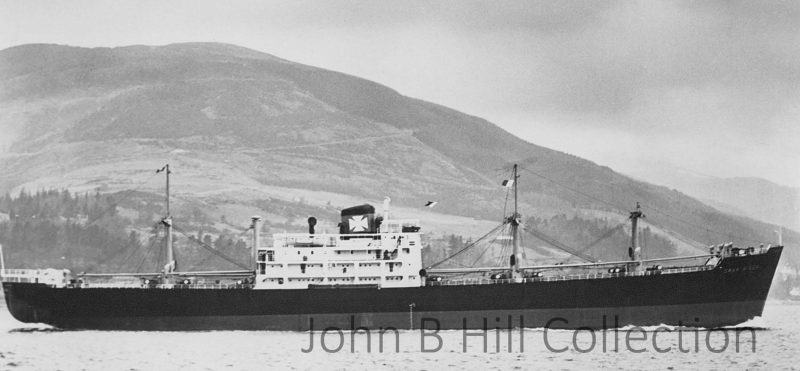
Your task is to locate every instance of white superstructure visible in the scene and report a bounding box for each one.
[253,203,424,289]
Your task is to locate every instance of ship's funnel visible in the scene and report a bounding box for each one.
[308,216,317,235]
[341,204,376,234]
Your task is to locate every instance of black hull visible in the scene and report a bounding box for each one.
[3,247,782,331]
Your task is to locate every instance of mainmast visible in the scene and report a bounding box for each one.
[160,164,175,276]
[628,202,644,272]
[509,164,522,280]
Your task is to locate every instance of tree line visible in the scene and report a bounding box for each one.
[0,189,252,273]
[0,190,137,270]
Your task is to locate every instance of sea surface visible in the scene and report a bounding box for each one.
[0,295,798,371]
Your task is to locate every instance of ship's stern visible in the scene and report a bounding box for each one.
[2,282,52,324]
[2,269,69,325]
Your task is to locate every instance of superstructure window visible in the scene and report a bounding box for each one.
[267,250,275,262]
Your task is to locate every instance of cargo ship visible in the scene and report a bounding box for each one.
[1,165,784,330]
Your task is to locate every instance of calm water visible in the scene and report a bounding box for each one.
[1,296,798,370]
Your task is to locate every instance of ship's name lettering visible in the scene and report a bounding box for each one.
[722,264,761,274]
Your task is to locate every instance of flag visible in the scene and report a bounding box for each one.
[425,201,438,208]
[156,165,167,173]
[501,179,514,187]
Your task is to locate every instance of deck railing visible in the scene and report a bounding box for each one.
[426,265,714,287]
[75,283,254,290]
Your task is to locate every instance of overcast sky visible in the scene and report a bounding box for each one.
[2,0,799,188]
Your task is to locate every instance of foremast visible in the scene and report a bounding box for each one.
[159,164,176,276]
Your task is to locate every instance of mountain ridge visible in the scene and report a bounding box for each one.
[0,43,796,265]
[622,161,800,230]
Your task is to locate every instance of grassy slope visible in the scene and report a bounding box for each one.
[0,43,796,262]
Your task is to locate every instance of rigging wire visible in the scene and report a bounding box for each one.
[466,240,492,268]
[119,229,159,272]
[114,241,143,271]
[557,223,626,264]
[427,222,508,269]
[188,225,254,271]
[517,166,624,211]
[91,221,161,271]
[83,171,161,229]
[637,203,761,246]
[172,225,250,270]
[495,229,512,267]
[468,223,508,268]
[73,170,163,273]
[640,218,708,251]
[501,186,511,226]
[516,165,762,247]
[189,248,217,271]
[135,234,164,273]
[156,231,167,272]
[521,225,596,263]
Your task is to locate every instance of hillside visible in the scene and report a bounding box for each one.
[623,162,800,231]
[0,43,796,271]
[692,177,799,231]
